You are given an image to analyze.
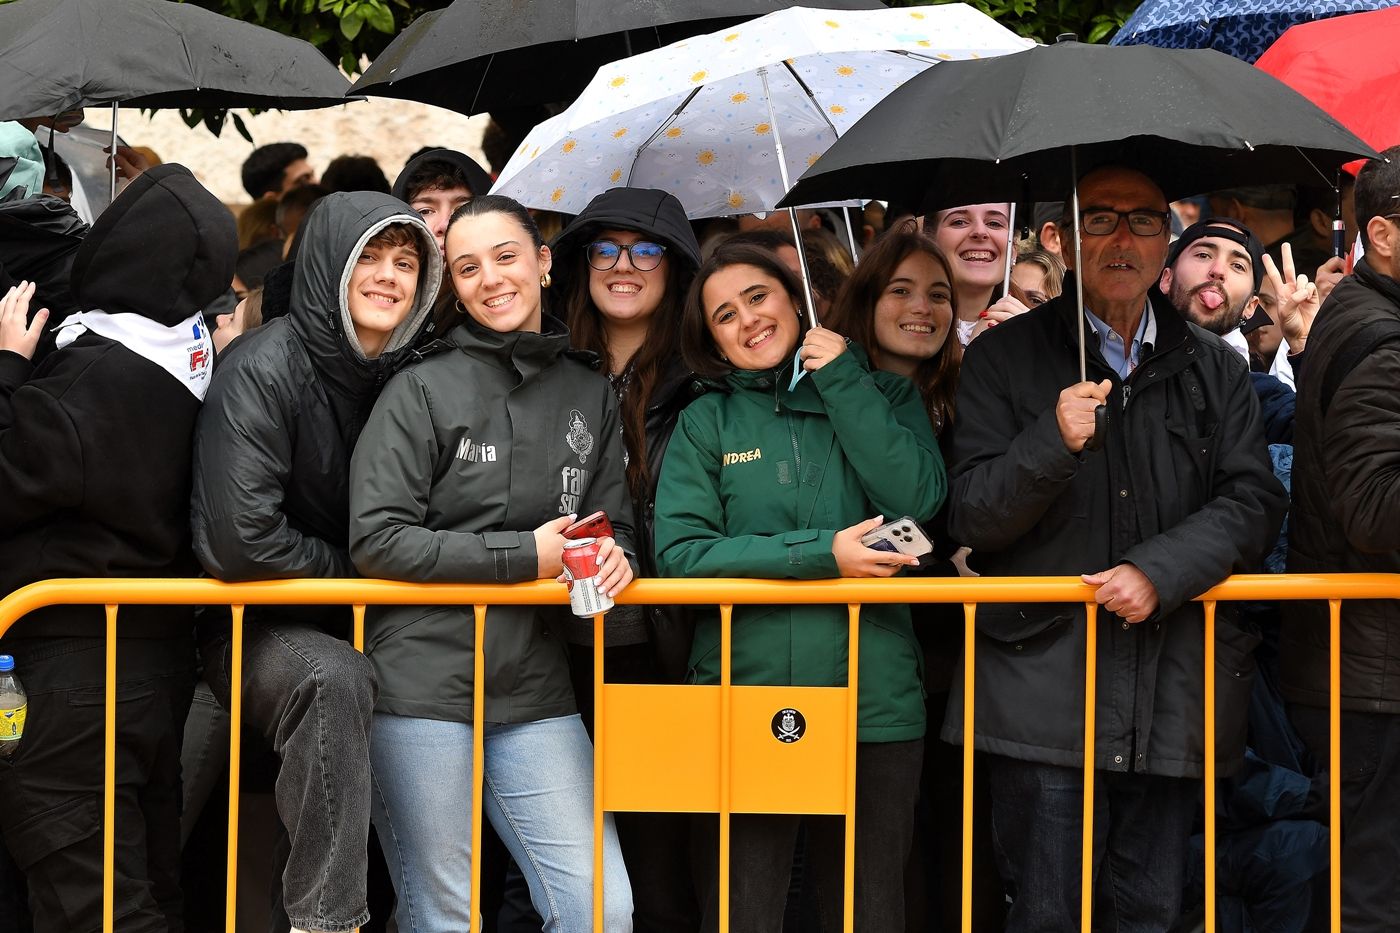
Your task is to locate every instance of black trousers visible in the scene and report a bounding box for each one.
[1291,704,1400,933]
[0,637,194,933]
[693,739,924,933]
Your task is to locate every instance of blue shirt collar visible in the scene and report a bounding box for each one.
[1083,301,1156,379]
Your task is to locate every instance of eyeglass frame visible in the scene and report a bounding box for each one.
[584,239,668,272]
[1077,208,1172,237]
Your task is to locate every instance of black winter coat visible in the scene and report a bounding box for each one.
[190,192,441,607]
[0,165,235,639]
[944,286,1286,778]
[1282,259,1400,712]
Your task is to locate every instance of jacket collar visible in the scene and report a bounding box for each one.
[1050,276,1194,371]
[1353,257,1400,309]
[449,312,588,381]
[723,340,872,413]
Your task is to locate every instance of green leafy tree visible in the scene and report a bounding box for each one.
[889,0,1138,45]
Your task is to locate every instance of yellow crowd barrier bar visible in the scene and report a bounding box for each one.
[2,574,1395,933]
[225,605,245,933]
[844,603,861,933]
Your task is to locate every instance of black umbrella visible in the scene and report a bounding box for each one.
[349,0,885,115]
[0,0,353,197]
[779,37,1377,211]
[780,36,1377,448]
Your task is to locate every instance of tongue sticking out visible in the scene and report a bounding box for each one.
[1198,289,1225,311]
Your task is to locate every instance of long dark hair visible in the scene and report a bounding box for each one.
[682,241,809,381]
[825,221,962,433]
[561,227,692,501]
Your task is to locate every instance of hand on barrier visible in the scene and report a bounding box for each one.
[0,281,48,360]
[1082,563,1159,624]
[834,516,920,578]
[1056,379,1113,453]
[534,514,573,580]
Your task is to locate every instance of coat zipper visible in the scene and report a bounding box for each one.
[787,412,802,475]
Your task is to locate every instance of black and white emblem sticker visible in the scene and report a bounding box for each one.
[772,708,806,743]
[566,409,594,464]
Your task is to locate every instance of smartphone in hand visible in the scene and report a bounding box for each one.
[563,510,614,541]
[860,516,934,558]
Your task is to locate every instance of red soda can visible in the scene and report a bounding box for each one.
[561,537,614,617]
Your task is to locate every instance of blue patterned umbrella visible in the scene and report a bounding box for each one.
[1110,0,1400,63]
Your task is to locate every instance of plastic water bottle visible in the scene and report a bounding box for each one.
[0,655,26,759]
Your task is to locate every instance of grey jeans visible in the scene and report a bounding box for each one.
[202,623,377,933]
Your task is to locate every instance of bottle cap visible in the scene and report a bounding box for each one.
[0,656,12,673]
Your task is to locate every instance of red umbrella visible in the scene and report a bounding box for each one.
[1255,6,1400,153]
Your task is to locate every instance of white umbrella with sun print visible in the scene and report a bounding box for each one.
[492,3,1033,222]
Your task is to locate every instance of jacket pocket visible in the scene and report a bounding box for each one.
[974,603,1073,649]
[365,606,458,655]
[1167,423,1218,499]
[2,793,99,870]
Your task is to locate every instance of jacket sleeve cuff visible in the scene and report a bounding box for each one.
[487,530,539,584]
[781,528,839,578]
[0,349,32,392]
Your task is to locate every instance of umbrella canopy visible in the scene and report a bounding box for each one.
[0,0,353,120]
[1110,0,1400,63]
[350,0,886,116]
[780,38,1378,212]
[1255,5,1400,152]
[491,3,1033,218]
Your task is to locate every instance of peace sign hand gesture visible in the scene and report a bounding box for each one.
[0,281,49,361]
[1260,243,1319,356]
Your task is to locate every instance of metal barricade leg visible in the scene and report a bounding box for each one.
[844,604,861,933]
[1081,603,1098,933]
[471,605,488,933]
[962,602,976,933]
[1204,602,1217,933]
[719,604,733,933]
[1329,598,1342,933]
[225,605,244,933]
[104,605,118,933]
[594,611,606,932]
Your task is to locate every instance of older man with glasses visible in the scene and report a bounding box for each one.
[944,164,1287,932]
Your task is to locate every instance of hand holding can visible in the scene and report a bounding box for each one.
[561,537,615,616]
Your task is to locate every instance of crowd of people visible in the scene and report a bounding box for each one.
[0,111,1398,933]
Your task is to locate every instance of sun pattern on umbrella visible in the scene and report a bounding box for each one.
[492,3,1034,217]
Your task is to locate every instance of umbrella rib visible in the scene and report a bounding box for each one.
[468,53,495,115]
[780,59,840,138]
[626,85,702,186]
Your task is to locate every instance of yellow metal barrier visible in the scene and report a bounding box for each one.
[0,574,1392,933]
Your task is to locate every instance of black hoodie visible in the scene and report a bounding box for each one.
[191,192,441,594]
[0,164,236,639]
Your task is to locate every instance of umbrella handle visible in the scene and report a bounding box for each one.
[1084,405,1107,452]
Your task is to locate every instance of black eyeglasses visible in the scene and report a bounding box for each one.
[1080,209,1171,237]
[586,240,667,271]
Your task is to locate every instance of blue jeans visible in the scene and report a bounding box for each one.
[369,712,634,932]
[987,755,1196,933]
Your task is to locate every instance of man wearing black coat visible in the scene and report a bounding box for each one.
[1282,145,1400,933]
[945,165,1286,932]
[0,164,234,932]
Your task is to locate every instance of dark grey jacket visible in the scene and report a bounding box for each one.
[944,286,1286,779]
[191,193,441,598]
[349,315,636,724]
[1283,259,1400,712]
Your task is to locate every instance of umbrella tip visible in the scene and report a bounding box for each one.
[1055,32,1079,43]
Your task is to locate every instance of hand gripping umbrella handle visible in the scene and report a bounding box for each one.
[1084,405,1107,452]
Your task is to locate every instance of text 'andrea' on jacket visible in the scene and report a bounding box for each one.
[190,192,441,584]
[0,163,236,639]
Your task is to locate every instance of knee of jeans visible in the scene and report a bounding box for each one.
[314,645,378,710]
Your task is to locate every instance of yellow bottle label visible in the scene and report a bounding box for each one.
[0,704,26,741]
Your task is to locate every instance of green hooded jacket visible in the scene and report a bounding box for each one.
[654,346,946,742]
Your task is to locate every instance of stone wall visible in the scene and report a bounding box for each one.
[83,99,490,208]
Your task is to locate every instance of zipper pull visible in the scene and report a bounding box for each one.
[1121,382,1132,407]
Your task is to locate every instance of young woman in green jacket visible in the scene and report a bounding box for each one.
[653,240,947,932]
